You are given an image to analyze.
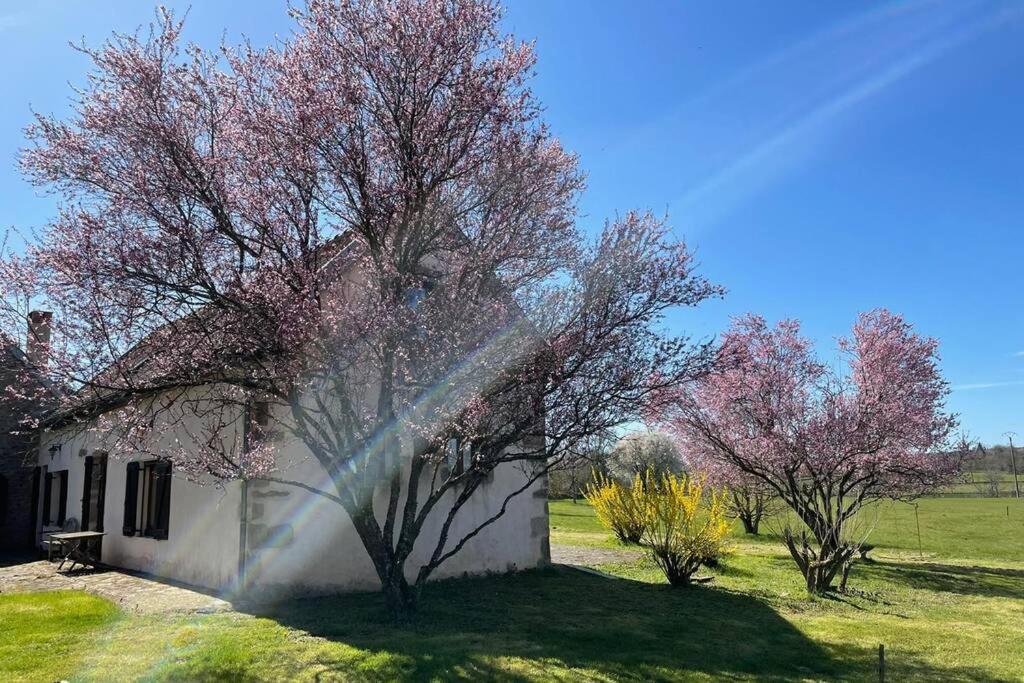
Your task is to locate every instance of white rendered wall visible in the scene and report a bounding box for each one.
[36,410,549,596]
[241,437,549,595]
[37,426,242,592]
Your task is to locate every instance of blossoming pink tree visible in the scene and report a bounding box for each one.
[0,0,720,617]
[659,311,964,593]
[689,454,776,535]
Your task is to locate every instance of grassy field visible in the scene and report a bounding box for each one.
[552,495,1024,561]
[944,472,1020,497]
[551,496,1024,681]
[1,496,1022,681]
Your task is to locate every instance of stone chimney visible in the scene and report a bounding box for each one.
[27,310,52,370]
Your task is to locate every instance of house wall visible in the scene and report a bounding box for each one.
[241,441,549,595]
[37,427,242,591]
[35,399,549,595]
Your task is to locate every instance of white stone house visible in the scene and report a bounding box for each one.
[33,391,550,595]
[28,247,551,595]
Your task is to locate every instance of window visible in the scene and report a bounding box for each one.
[404,286,427,311]
[404,277,437,312]
[404,279,437,340]
[123,460,172,540]
[245,401,270,450]
[446,436,473,476]
[41,470,68,527]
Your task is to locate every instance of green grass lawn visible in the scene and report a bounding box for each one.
[551,496,1024,681]
[2,496,1022,681]
[552,496,1024,562]
[945,472,1020,497]
[0,591,120,682]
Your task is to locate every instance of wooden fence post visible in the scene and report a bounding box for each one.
[914,504,923,558]
[878,643,885,682]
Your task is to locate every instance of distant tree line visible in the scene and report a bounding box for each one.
[968,445,1019,473]
[960,444,1020,497]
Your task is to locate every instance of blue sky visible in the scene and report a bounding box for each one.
[1,1,1022,444]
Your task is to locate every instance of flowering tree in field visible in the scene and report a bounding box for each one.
[606,431,683,482]
[659,311,964,593]
[0,0,720,617]
[692,454,776,535]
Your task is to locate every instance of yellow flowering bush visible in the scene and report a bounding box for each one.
[635,474,731,586]
[585,471,648,544]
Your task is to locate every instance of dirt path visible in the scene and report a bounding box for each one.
[551,544,642,567]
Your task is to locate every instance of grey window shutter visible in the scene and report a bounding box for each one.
[96,455,108,533]
[57,471,68,526]
[123,462,140,536]
[42,473,52,526]
[151,462,172,540]
[81,455,94,529]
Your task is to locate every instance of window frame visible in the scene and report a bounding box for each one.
[41,470,68,527]
[446,436,474,477]
[122,459,172,540]
[244,400,271,452]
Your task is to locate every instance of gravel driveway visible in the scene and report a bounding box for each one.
[551,544,642,567]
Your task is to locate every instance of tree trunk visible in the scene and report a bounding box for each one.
[739,511,760,535]
[380,570,418,621]
[732,491,762,535]
[838,559,853,593]
[365,344,421,621]
[783,527,853,595]
[345,498,421,620]
[802,558,843,594]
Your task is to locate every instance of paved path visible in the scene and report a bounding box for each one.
[0,558,231,614]
[551,544,642,567]
[1,548,636,613]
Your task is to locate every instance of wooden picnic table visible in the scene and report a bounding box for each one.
[47,531,106,571]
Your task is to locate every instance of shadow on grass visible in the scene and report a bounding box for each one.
[4,559,1008,682]
[866,560,1024,600]
[242,566,1024,681]
[236,566,1016,682]
[243,566,839,681]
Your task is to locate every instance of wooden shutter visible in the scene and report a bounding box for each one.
[81,455,94,529]
[57,471,68,526]
[29,467,41,542]
[123,462,139,536]
[96,455,108,533]
[41,472,52,525]
[151,462,172,540]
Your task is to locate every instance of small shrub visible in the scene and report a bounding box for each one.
[585,471,648,544]
[635,474,731,586]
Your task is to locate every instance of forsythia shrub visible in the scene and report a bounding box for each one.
[585,472,648,544]
[636,474,731,586]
